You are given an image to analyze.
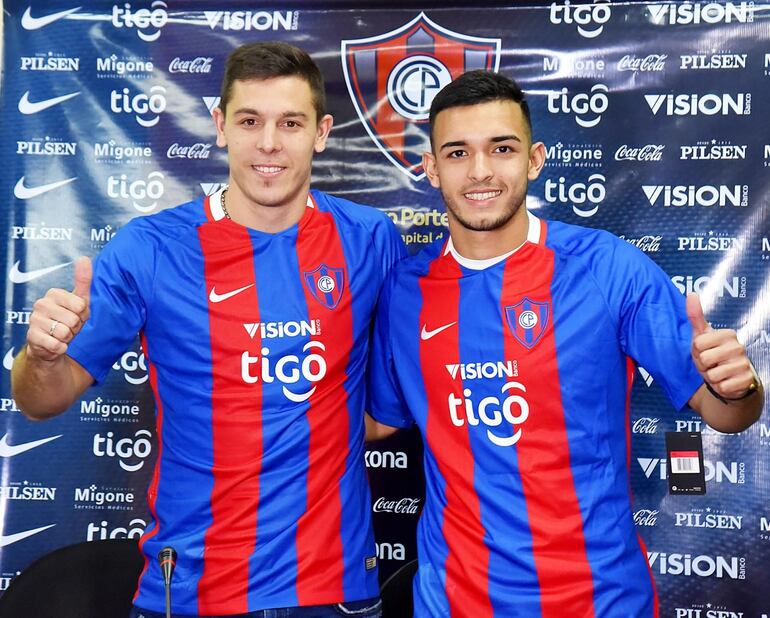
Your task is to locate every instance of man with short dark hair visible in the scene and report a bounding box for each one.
[13,42,403,618]
[366,70,762,617]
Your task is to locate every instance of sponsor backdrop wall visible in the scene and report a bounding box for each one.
[1,0,769,614]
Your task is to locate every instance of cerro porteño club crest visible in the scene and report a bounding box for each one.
[342,13,501,181]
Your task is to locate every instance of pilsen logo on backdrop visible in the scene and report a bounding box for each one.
[342,13,501,181]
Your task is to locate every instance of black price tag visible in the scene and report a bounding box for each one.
[665,431,706,495]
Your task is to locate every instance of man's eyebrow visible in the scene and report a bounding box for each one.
[231,108,309,119]
[439,135,522,150]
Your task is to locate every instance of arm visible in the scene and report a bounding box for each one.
[685,293,763,433]
[365,413,400,442]
[11,257,95,419]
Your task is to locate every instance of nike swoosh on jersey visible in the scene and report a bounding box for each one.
[420,321,458,340]
[0,433,62,458]
[18,90,81,114]
[0,524,56,548]
[8,260,72,284]
[209,284,255,303]
[3,348,15,371]
[21,6,81,30]
[14,176,77,199]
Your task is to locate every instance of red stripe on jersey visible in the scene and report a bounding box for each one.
[293,208,350,604]
[501,247,596,617]
[419,256,494,618]
[134,331,163,602]
[197,222,263,614]
[625,358,660,618]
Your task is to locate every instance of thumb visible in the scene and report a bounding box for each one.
[685,293,710,336]
[72,256,92,300]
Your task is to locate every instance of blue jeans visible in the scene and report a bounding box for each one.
[130,597,382,618]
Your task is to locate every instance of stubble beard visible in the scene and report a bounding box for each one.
[442,189,525,233]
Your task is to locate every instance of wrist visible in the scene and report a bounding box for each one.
[705,362,762,404]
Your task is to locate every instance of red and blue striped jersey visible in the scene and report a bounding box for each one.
[68,188,406,615]
[368,215,702,618]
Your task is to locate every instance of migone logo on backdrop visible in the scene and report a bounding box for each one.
[342,13,500,181]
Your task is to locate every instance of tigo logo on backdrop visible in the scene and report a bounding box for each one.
[647,2,754,25]
[20,53,79,72]
[86,518,146,541]
[546,84,609,127]
[112,1,167,41]
[112,349,148,385]
[92,430,152,472]
[342,13,500,180]
[203,10,297,31]
[549,0,611,38]
[645,93,750,116]
[107,171,164,213]
[110,86,167,126]
[544,174,606,217]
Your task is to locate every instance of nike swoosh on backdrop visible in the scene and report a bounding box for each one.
[21,6,81,30]
[14,176,77,199]
[0,433,62,457]
[18,90,81,114]
[0,525,56,548]
[420,321,458,341]
[8,260,71,284]
[209,284,255,303]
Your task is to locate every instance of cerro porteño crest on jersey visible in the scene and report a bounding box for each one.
[505,298,550,349]
[304,264,344,309]
[341,13,501,181]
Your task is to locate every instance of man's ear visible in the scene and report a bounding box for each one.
[423,151,441,189]
[213,107,227,148]
[528,142,546,181]
[314,114,334,153]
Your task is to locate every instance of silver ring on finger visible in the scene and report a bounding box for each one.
[49,319,59,337]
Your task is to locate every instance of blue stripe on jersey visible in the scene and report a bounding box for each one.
[547,236,655,616]
[457,265,542,618]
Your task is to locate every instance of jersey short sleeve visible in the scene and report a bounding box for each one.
[367,271,414,428]
[67,220,155,383]
[593,235,702,411]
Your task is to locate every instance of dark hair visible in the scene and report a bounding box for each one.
[429,70,532,146]
[219,42,326,121]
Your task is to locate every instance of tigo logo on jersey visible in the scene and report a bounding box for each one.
[448,382,530,447]
[241,341,327,403]
[549,0,611,38]
[111,1,167,41]
[505,298,550,349]
[342,13,500,180]
[304,264,344,309]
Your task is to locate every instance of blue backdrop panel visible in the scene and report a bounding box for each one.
[1,2,769,614]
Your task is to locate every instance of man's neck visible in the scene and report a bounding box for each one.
[448,207,529,260]
[224,183,310,233]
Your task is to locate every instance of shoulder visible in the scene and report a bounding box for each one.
[310,190,395,231]
[543,218,647,269]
